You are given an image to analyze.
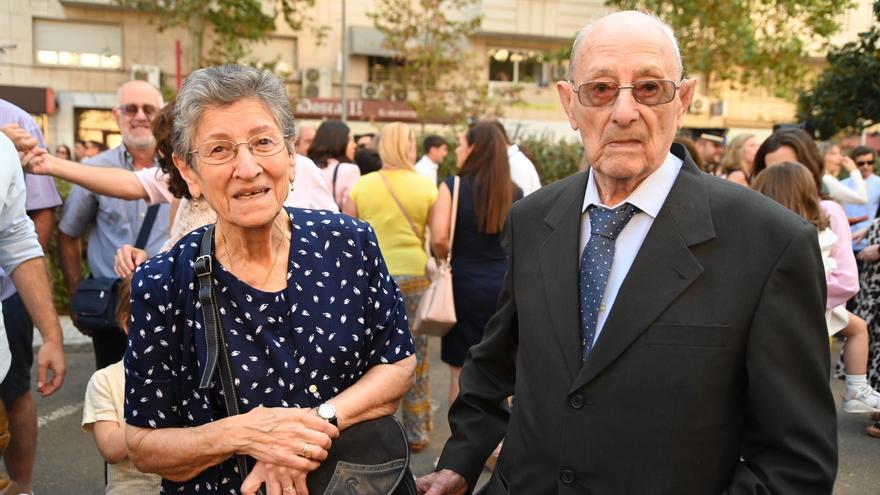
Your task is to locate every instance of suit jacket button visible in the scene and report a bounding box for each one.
[570,394,584,409]
[560,469,575,484]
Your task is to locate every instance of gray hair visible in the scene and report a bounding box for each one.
[565,10,683,82]
[172,64,296,166]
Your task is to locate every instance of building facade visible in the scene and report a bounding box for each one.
[0,0,874,149]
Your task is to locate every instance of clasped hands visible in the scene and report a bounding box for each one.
[239,406,339,495]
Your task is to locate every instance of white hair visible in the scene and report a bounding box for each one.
[565,10,683,82]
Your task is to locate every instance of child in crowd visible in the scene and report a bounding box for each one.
[753,162,880,415]
[81,276,161,494]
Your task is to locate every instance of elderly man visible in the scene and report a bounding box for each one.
[58,80,170,371]
[417,11,836,495]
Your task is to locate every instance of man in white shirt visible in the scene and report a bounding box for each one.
[489,121,542,195]
[414,135,448,185]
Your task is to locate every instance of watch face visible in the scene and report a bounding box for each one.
[318,403,336,419]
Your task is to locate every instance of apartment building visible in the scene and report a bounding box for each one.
[0,0,873,149]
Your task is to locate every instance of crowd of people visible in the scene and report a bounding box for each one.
[0,7,876,495]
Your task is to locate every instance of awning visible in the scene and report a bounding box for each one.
[349,26,393,58]
[0,85,56,114]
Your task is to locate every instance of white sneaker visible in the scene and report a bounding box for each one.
[843,385,880,413]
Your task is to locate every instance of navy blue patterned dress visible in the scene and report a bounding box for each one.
[124,207,415,494]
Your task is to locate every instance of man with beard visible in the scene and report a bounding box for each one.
[58,80,170,370]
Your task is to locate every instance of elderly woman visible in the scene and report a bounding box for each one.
[343,122,437,451]
[123,65,416,495]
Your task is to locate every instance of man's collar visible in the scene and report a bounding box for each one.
[582,152,684,218]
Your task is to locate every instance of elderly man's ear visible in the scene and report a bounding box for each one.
[676,78,698,124]
[172,153,203,199]
[556,81,579,131]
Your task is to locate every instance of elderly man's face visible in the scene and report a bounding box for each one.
[557,18,695,189]
[113,81,162,152]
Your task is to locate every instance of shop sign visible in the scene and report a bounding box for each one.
[294,98,419,123]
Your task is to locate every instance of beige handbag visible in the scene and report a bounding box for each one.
[378,173,459,337]
[413,176,459,336]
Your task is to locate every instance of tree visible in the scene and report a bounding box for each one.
[606,0,852,93]
[116,0,320,70]
[368,0,522,128]
[797,1,880,139]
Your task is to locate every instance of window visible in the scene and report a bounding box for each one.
[488,49,548,84]
[34,19,122,69]
[367,56,404,84]
[250,37,297,79]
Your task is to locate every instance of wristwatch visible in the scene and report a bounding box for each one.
[316,402,338,427]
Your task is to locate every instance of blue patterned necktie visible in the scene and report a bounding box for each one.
[579,203,640,361]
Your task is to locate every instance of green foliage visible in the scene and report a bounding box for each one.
[116,0,320,68]
[430,131,583,186]
[797,1,880,139]
[369,0,523,127]
[605,0,852,93]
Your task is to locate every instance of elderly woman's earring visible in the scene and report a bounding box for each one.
[289,179,294,192]
[193,195,200,208]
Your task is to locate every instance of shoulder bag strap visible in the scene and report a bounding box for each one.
[446,176,460,263]
[134,204,161,250]
[194,225,256,491]
[378,171,424,245]
[331,162,342,205]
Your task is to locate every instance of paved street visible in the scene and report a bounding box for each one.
[6,323,878,493]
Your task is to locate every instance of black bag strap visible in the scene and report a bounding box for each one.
[332,161,342,203]
[194,225,257,491]
[134,204,160,250]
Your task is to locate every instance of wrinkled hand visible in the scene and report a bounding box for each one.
[240,406,338,469]
[858,244,880,262]
[36,338,66,396]
[842,156,857,172]
[416,469,468,495]
[18,147,54,175]
[241,461,310,495]
[1,124,38,152]
[115,244,149,277]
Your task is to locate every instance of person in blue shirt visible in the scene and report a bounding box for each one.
[844,146,880,253]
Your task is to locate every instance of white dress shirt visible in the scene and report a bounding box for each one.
[579,152,683,347]
[414,154,439,185]
[508,144,542,196]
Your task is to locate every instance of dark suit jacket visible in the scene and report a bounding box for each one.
[437,145,838,494]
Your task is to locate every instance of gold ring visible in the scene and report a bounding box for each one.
[283,487,294,493]
[302,443,314,460]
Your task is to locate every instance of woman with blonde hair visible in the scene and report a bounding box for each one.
[719,133,758,185]
[817,140,867,204]
[344,122,438,451]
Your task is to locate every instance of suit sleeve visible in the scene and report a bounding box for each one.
[436,209,519,490]
[726,224,837,494]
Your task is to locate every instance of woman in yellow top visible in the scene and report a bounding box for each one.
[344,122,438,451]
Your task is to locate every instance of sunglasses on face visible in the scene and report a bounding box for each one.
[118,104,158,118]
[569,79,681,107]
[856,160,875,167]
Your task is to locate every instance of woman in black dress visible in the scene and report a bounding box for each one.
[429,122,522,404]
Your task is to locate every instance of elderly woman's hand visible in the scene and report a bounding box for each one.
[239,406,338,469]
[241,461,311,495]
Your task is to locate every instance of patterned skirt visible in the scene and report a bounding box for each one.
[394,274,432,446]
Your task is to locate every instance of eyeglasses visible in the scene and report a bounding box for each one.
[856,160,875,167]
[118,103,158,118]
[569,79,680,107]
[190,131,289,165]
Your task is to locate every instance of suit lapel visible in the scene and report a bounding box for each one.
[571,150,716,391]
[539,172,589,381]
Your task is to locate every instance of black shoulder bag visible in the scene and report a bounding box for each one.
[194,225,417,495]
[71,204,160,335]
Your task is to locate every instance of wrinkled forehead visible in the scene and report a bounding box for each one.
[576,20,680,81]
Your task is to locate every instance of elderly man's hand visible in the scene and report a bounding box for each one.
[416,469,468,495]
[241,461,310,495]
[1,124,37,152]
[115,244,149,277]
[239,406,338,470]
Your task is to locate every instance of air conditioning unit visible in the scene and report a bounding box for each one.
[688,95,709,114]
[361,82,384,100]
[710,100,727,117]
[300,67,332,98]
[131,64,160,88]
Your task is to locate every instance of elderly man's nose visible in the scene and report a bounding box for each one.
[611,89,640,124]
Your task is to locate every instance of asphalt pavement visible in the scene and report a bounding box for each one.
[6,321,879,494]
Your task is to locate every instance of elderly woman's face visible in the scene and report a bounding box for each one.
[178,97,293,229]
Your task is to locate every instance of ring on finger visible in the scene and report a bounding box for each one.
[283,486,295,493]
[302,443,315,460]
